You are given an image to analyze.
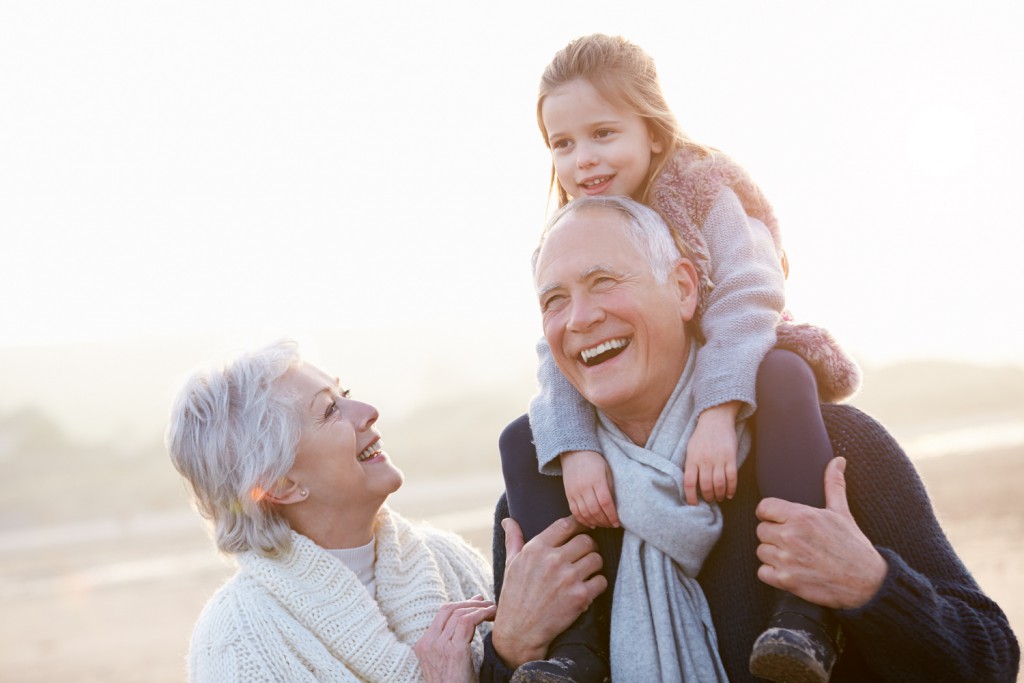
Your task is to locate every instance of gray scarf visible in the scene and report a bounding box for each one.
[598,345,750,682]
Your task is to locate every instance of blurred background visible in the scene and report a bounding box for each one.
[2,1,1022,681]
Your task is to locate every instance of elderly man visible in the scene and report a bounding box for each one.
[482,196,1019,682]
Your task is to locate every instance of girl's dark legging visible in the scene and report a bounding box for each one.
[754,348,833,507]
[500,347,833,544]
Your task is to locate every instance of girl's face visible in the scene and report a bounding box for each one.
[541,79,663,201]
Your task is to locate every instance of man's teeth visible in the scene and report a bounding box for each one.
[357,440,382,462]
[580,338,629,363]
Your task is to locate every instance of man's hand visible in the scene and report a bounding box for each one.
[755,456,888,609]
[684,402,740,505]
[561,450,619,528]
[491,516,607,668]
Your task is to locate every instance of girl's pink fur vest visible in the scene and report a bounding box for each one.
[650,145,861,403]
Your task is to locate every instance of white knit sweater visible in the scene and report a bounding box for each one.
[188,506,493,682]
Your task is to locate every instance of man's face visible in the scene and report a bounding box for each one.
[535,207,698,434]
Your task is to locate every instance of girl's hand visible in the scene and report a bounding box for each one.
[413,595,496,683]
[561,450,619,528]
[684,402,740,505]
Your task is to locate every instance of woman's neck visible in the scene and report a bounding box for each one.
[286,502,380,549]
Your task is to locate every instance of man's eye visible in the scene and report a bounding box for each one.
[324,400,338,419]
[340,388,351,398]
[542,294,566,311]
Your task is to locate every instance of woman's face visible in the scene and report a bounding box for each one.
[277,363,403,514]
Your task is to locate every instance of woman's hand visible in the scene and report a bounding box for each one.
[561,450,619,528]
[413,595,496,683]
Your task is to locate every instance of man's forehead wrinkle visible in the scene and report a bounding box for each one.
[581,263,626,279]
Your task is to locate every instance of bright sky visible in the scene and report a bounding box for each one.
[3,1,1023,371]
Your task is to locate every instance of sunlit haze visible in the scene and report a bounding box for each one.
[2,1,1022,442]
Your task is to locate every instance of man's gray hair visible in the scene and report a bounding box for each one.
[166,340,302,557]
[532,195,681,282]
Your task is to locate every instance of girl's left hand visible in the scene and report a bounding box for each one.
[684,402,740,505]
[413,595,496,683]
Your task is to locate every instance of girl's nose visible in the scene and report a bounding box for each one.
[575,142,598,169]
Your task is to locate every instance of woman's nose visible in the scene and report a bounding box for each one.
[352,400,379,432]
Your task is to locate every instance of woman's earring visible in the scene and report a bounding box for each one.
[301,489,308,497]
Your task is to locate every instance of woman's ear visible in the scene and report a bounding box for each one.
[263,477,309,506]
[673,258,700,321]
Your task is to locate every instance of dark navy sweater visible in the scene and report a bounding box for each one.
[482,404,1020,682]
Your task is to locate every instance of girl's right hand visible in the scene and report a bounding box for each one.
[561,450,619,528]
[413,595,496,683]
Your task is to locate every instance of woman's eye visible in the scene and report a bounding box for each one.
[324,400,338,419]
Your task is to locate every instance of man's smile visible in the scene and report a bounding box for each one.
[579,337,630,367]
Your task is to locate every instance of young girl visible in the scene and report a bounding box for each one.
[499,34,860,683]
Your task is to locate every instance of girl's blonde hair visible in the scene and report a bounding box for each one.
[537,33,710,207]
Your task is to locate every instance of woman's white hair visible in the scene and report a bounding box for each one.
[532,195,681,282]
[166,340,302,557]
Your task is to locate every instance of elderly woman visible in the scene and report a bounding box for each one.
[166,341,497,682]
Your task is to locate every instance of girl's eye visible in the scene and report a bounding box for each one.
[594,129,613,139]
[551,138,571,150]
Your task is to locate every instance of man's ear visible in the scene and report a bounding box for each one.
[263,477,308,506]
[672,258,700,321]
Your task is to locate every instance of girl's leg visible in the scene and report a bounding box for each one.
[754,349,833,507]
[499,414,571,541]
[750,349,844,683]
[498,414,611,683]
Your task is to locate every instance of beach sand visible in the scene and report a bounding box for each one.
[1,446,1021,682]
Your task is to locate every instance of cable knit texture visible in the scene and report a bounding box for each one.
[484,405,1020,682]
[188,506,493,682]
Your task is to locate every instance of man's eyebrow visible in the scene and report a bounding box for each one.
[538,264,625,299]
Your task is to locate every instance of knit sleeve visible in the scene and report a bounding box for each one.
[692,188,785,420]
[830,406,1020,681]
[527,336,601,474]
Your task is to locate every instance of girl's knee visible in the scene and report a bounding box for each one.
[499,414,534,476]
[757,349,819,406]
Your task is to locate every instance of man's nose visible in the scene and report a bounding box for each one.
[567,293,604,331]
